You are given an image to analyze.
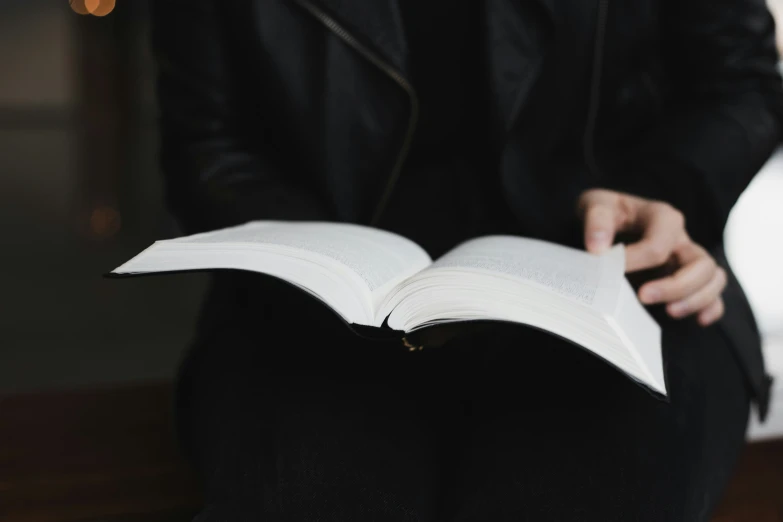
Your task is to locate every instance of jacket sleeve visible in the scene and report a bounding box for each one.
[608,0,783,246]
[150,0,329,234]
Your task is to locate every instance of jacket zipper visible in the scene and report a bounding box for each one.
[583,0,609,177]
[290,0,419,225]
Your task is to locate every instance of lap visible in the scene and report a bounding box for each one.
[181,277,750,521]
[445,319,749,522]
[179,288,445,520]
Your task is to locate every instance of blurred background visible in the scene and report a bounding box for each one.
[0,0,206,394]
[0,0,781,520]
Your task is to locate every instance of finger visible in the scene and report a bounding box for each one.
[667,268,728,319]
[698,298,725,327]
[638,255,716,304]
[579,190,624,254]
[671,233,704,265]
[583,203,618,253]
[625,203,685,273]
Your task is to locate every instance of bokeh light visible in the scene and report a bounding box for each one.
[89,0,116,17]
[70,0,116,17]
[69,0,89,15]
[89,206,122,239]
[84,0,100,13]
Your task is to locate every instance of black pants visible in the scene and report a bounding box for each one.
[176,276,751,522]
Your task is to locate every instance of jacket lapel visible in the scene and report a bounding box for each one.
[300,0,557,118]
[304,0,409,77]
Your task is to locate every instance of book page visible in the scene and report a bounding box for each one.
[383,236,663,395]
[177,221,432,293]
[429,236,624,309]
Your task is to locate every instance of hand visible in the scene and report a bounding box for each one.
[577,189,727,326]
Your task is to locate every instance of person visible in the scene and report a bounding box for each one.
[149,1,783,520]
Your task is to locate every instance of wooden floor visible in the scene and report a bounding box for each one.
[1,384,781,522]
[0,384,200,522]
[712,438,783,522]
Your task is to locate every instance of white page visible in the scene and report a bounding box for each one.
[429,236,624,311]
[177,222,431,293]
[606,278,665,393]
[384,235,664,394]
[113,221,432,325]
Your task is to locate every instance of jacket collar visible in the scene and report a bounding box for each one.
[301,0,410,76]
[302,0,557,96]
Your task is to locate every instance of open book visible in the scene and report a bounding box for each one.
[111,221,665,395]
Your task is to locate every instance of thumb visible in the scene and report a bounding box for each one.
[579,191,618,254]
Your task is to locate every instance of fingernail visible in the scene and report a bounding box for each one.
[589,231,610,251]
[669,301,688,316]
[640,288,660,303]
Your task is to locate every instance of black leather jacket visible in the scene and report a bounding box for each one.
[150,0,783,417]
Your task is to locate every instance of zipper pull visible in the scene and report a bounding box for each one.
[402,337,424,352]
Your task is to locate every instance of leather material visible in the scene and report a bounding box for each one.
[713,246,773,421]
[150,0,783,415]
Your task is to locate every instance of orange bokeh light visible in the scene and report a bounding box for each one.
[89,206,122,239]
[69,0,89,15]
[70,0,116,17]
[90,0,116,16]
[84,0,100,13]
